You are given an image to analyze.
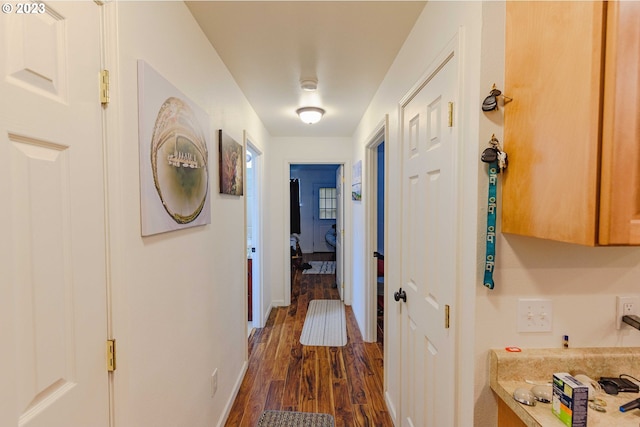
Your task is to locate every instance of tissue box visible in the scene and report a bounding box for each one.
[552,373,588,427]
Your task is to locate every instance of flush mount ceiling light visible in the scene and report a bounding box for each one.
[300,78,318,91]
[296,107,325,124]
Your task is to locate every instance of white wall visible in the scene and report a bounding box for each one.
[352,2,484,424]
[103,2,269,426]
[265,137,352,307]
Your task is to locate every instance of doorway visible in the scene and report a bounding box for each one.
[289,164,344,300]
[365,119,388,344]
[374,142,385,345]
[246,139,263,332]
[398,40,459,426]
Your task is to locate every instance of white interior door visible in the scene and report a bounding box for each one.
[246,143,263,327]
[398,49,458,427]
[336,165,344,300]
[0,3,109,427]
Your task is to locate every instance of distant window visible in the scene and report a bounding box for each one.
[319,187,337,219]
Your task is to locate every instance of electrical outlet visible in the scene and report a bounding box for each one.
[616,296,640,329]
[517,299,553,332]
[211,369,218,397]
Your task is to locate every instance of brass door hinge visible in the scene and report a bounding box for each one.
[444,305,450,329]
[447,102,454,127]
[106,339,116,372]
[100,70,110,106]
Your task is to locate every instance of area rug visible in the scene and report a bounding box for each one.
[300,300,347,346]
[256,410,335,427]
[302,261,336,275]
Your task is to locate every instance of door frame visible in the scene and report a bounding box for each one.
[394,32,478,425]
[335,165,345,301]
[244,132,264,328]
[398,43,460,425]
[283,160,350,307]
[364,116,388,343]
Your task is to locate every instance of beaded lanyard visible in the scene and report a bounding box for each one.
[481,135,507,289]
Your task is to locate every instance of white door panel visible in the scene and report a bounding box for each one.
[399,50,458,427]
[0,3,109,427]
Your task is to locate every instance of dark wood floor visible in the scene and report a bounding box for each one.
[225,254,391,426]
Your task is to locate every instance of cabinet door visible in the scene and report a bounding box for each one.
[502,1,605,245]
[599,1,640,245]
[497,399,527,427]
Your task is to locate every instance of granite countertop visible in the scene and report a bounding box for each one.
[490,347,640,427]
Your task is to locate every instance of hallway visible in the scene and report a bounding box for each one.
[226,255,391,426]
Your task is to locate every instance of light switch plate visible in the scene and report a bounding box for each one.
[517,299,553,332]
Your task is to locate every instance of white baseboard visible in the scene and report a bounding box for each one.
[216,360,248,427]
[385,390,398,425]
[271,300,288,307]
[263,304,274,325]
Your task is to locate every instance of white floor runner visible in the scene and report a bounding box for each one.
[300,300,347,347]
[302,261,336,275]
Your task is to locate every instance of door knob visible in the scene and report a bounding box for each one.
[394,288,406,303]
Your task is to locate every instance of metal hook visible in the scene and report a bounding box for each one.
[489,134,500,148]
[482,84,512,111]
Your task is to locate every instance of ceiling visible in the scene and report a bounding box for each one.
[186,1,427,138]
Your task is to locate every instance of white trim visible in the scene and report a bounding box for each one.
[335,165,345,302]
[363,116,388,343]
[244,131,265,329]
[453,24,479,427]
[384,391,398,424]
[216,360,248,427]
[100,4,122,427]
[263,304,273,326]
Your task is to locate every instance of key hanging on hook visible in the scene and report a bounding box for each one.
[481,134,508,172]
[482,84,513,112]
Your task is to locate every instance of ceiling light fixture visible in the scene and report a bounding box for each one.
[296,107,325,124]
[300,78,318,91]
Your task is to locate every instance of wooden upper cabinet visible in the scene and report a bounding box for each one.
[599,1,640,245]
[502,1,640,246]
